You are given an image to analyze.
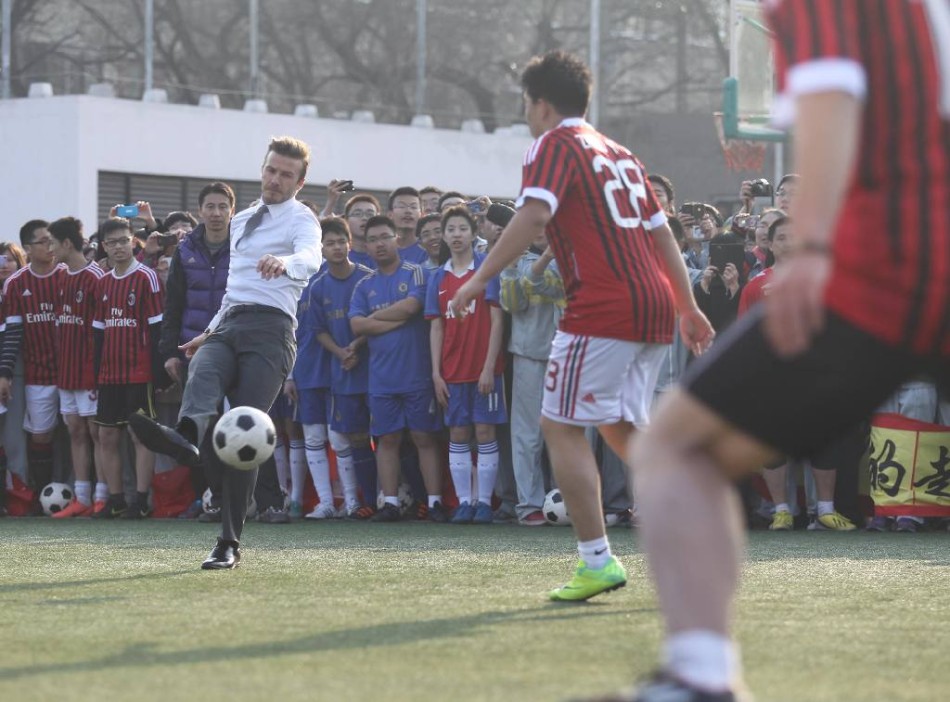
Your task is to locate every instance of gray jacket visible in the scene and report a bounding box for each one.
[500,250,564,361]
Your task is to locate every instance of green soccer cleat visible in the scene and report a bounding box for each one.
[549,556,627,602]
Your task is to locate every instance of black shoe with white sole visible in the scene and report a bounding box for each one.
[201,538,241,570]
[127,413,200,468]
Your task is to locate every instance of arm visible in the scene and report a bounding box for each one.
[499,263,528,313]
[0,322,23,381]
[429,317,449,408]
[764,91,861,356]
[369,296,422,322]
[350,315,404,337]
[478,305,505,395]
[523,251,565,303]
[275,215,322,281]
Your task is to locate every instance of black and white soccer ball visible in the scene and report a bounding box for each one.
[213,406,277,471]
[543,488,572,526]
[40,482,74,515]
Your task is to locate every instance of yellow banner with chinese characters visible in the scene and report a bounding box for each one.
[869,413,950,517]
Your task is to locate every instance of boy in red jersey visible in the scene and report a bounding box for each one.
[48,217,108,517]
[426,206,506,524]
[587,2,950,699]
[91,218,165,519]
[452,51,713,601]
[0,219,65,506]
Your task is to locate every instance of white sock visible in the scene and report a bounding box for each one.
[476,440,499,505]
[74,480,92,506]
[94,482,109,502]
[428,494,442,508]
[273,438,289,493]
[385,496,399,507]
[775,502,790,514]
[449,442,472,504]
[303,424,332,505]
[328,430,357,503]
[817,500,835,517]
[663,630,740,693]
[289,438,307,503]
[577,536,612,570]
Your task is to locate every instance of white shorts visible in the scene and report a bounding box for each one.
[59,388,98,418]
[24,384,60,433]
[541,331,667,428]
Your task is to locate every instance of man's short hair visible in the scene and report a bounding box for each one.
[437,191,466,211]
[164,211,199,231]
[667,215,685,243]
[19,219,49,246]
[419,185,442,197]
[364,215,397,235]
[647,174,675,204]
[100,217,132,240]
[344,194,381,217]
[415,213,441,238]
[387,186,420,212]
[320,216,351,242]
[701,204,724,228]
[300,200,321,217]
[266,135,310,179]
[521,50,592,117]
[768,215,790,242]
[198,181,236,209]
[48,216,84,252]
[777,173,800,191]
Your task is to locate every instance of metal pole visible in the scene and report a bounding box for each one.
[589,0,601,127]
[144,0,154,92]
[415,0,427,115]
[249,0,259,97]
[1,0,12,99]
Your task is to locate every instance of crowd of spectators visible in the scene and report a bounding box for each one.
[1,171,946,531]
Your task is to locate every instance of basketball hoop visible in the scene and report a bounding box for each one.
[714,113,767,173]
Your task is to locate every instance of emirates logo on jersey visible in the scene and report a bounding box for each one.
[127,291,136,307]
[75,290,84,304]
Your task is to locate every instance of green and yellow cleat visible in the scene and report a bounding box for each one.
[549,556,627,602]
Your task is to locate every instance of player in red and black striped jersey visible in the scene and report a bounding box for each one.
[47,217,108,518]
[0,219,65,502]
[91,218,165,520]
[621,2,950,699]
[451,51,713,605]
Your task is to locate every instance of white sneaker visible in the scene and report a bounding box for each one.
[305,503,337,520]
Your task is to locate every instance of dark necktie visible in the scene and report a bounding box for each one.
[238,204,268,248]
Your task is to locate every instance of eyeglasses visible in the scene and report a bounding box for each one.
[365,233,396,245]
[347,209,376,219]
[102,237,133,248]
[391,203,421,212]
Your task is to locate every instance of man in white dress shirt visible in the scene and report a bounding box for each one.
[130,136,322,569]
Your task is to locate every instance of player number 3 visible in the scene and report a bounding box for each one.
[593,156,647,229]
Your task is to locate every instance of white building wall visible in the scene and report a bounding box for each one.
[0,95,532,240]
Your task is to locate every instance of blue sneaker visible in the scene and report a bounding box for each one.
[472,501,493,524]
[451,501,474,524]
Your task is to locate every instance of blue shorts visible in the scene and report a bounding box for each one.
[370,388,441,436]
[269,392,294,420]
[297,387,330,426]
[330,393,371,435]
[444,376,508,427]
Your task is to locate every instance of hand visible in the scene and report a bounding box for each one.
[739,180,754,212]
[450,277,485,320]
[283,379,298,405]
[678,212,696,229]
[764,252,831,357]
[433,374,450,409]
[678,308,715,356]
[477,368,494,396]
[700,266,718,294]
[136,201,157,230]
[164,357,184,385]
[0,377,10,405]
[257,254,286,280]
[179,331,209,359]
[721,263,739,295]
[144,231,163,256]
[322,179,349,214]
[540,245,555,263]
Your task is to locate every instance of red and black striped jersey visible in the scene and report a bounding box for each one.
[92,262,164,385]
[515,118,675,343]
[768,0,950,355]
[56,262,106,390]
[1,264,66,385]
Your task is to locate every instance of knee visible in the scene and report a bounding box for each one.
[302,423,328,447]
[410,431,436,450]
[328,429,350,453]
[474,425,495,444]
[376,433,401,452]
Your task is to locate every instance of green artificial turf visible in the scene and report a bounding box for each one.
[1,520,948,701]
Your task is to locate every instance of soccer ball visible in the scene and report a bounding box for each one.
[40,482,74,515]
[376,483,415,513]
[213,406,277,470]
[543,488,572,526]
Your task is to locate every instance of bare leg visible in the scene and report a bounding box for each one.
[96,426,123,495]
[129,429,155,493]
[376,432,401,497]
[541,417,605,542]
[63,414,92,482]
[410,430,443,496]
[811,466,837,501]
[761,463,789,505]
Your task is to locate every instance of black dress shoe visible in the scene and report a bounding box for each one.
[201,538,241,570]
[128,413,200,467]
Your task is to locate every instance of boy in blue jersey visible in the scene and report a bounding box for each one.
[387,187,429,265]
[349,215,448,522]
[344,194,379,271]
[311,217,377,518]
[284,263,347,520]
[426,207,507,524]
